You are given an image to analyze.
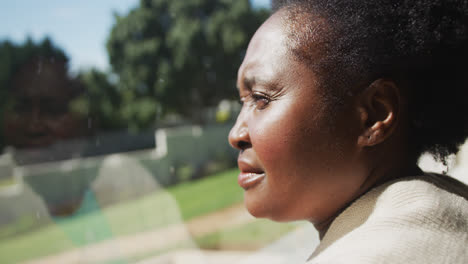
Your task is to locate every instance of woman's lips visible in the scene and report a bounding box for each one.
[238,171,266,190]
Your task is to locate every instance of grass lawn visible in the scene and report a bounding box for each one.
[195,219,299,250]
[120,220,301,264]
[0,168,243,264]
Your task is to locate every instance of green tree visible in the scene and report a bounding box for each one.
[74,69,124,131]
[0,38,126,144]
[107,0,269,129]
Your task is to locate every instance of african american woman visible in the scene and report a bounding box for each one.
[228,0,468,263]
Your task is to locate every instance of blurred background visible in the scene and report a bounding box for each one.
[0,1,316,263]
[1,1,467,263]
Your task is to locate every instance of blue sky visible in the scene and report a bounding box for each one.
[0,0,271,72]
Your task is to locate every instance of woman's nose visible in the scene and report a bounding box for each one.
[228,119,252,151]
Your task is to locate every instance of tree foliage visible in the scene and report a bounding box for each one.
[0,38,124,139]
[74,69,124,131]
[107,0,269,128]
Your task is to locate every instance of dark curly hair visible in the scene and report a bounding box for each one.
[272,0,468,163]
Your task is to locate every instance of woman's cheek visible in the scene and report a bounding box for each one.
[250,123,294,166]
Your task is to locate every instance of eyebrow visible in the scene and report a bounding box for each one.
[238,74,278,92]
[241,76,255,91]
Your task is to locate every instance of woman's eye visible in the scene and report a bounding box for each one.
[238,93,271,110]
[251,93,270,109]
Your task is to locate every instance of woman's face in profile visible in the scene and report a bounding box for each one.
[229,12,368,224]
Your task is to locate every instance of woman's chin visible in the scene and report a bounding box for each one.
[243,193,286,221]
[244,193,270,218]
[243,195,310,222]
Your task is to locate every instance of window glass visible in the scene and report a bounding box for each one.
[2,1,468,264]
[0,1,318,264]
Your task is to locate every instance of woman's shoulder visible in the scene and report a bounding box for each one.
[374,173,468,219]
[385,172,468,201]
[308,173,468,264]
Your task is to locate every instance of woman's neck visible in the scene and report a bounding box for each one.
[313,162,422,240]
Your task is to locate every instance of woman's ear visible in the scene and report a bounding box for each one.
[357,79,401,147]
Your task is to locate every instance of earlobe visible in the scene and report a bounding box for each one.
[357,79,400,147]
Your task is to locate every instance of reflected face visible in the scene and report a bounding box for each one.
[228,12,367,224]
[3,60,86,149]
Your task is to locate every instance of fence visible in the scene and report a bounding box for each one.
[0,123,237,234]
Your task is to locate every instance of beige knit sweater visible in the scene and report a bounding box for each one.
[307,174,468,264]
